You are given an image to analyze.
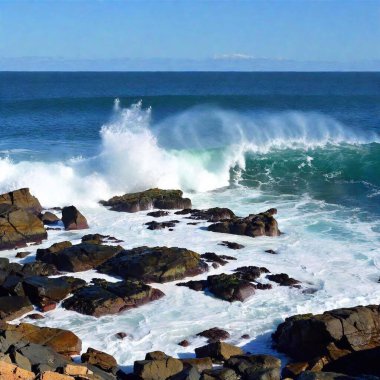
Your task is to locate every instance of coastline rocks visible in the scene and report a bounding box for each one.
[208,209,280,238]
[219,241,244,250]
[0,188,43,215]
[195,342,243,362]
[0,296,33,321]
[200,252,236,266]
[175,208,235,222]
[40,211,60,225]
[266,273,300,287]
[147,210,170,217]
[0,361,35,380]
[0,204,47,251]
[36,242,123,272]
[98,246,208,283]
[197,327,230,343]
[61,206,89,230]
[62,279,164,317]
[145,220,180,230]
[100,188,191,212]
[81,347,117,372]
[272,305,380,375]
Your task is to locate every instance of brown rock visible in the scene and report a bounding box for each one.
[0,296,33,321]
[134,356,183,380]
[197,327,230,343]
[0,361,35,380]
[181,357,213,372]
[64,364,93,376]
[40,212,60,225]
[195,342,243,361]
[81,347,117,372]
[178,340,190,347]
[61,206,89,230]
[40,372,74,380]
[0,188,42,214]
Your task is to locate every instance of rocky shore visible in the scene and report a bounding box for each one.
[0,188,379,379]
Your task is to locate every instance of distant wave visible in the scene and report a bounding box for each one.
[0,100,379,207]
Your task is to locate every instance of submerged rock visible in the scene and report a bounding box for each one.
[266,273,301,287]
[175,208,235,222]
[200,252,236,266]
[197,327,230,343]
[219,241,244,250]
[100,188,191,212]
[98,246,208,283]
[61,206,89,230]
[208,209,280,238]
[0,204,47,251]
[145,220,180,230]
[63,279,164,317]
[0,188,43,215]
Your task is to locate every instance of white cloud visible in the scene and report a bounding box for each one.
[213,53,255,60]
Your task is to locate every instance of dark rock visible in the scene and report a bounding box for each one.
[16,251,32,259]
[255,283,273,290]
[183,208,236,222]
[22,276,86,307]
[61,205,89,230]
[234,266,270,282]
[219,241,244,250]
[115,332,127,339]
[272,305,380,372]
[208,209,280,238]
[201,368,239,380]
[145,220,180,230]
[195,342,243,361]
[98,246,208,283]
[175,209,192,215]
[37,242,123,272]
[35,241,72,264]
[266,273,301,287]
[0,188,43,214]
[147,210,170,217]
[265,249,278,255]
[181,357,213,372]
[297,372,357,380]
[201,252,236,266]
[0,296,33,321]
[134,355,184,380]
[0,204,47,251]
[100,188,192,212]
[225,354,281,380]
[178,340,190,347]
[40,211,60,225]
[26,313,45,320]
[197,327,230,343]
[176,280,208,292]
[207,273,256,302]
[81,347,117,372]
[63,279,164,317]
[21,262,59,277]
[241,334,250,339]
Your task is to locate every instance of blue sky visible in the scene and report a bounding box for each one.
[1,0,380,70]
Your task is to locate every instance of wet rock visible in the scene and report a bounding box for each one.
[201,368,239,380]
[115,332,127,339]
[265,249,277,255]
[241,334,250,339]
[16,251,32,259]
[171,366,201,380]
[0,188,43,215]
[63,279,164,317]
[272,305,380,371]
[197,327,230,343]
[181,357,213,372]
[225,354,281,380]
[145,220,180,230]
[200,252,236,266]
[207,273,256,302]
[22,276,86,307]
[147,210,170,217]
[81,347,117,372]
[234,266,270,282]
[0,296,33,321]
[37,242,123,272]
[195,342,243,362]
[266,273,301,287]
[219,241,244,250]
[100,188,191,212]
[0,204,47,251]
[282,361,309,378]
[21,262,59,277]
[176,280,208,292]
[26,313,45,320]
[208,209,280,238]
[181,208,236,222]
[40,211,60,225]
[134,354,184,380]
[61,206,89,230]
[98,246,208,283]
[178,340,190,347]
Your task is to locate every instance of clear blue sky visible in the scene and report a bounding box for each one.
[1,0,380,70]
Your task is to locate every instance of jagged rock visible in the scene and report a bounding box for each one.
[21,262,59,277]
[0,188,42,214]
[207,273,256,302]
[201,368,239,380]
[134,354,184,380]
[200,252,236,266]
[176,280,208,291]
[26,313,44,320]
[225,354,281,380]
[81,347,117,372]
[197,327,230,343]
[0,322,82,356]
[272,305,380,373]
[233,266,270,282]
[0,296,33,321]
[147,210,170,217]
[195,342,243,362]
[219,241,244,250]
[265,249,278,255]
[98,246,208,283]
[9,351,32,372]
[171,366,201,380]
[63,279,164,317]
[64,363,94,377]
[22,276,86,308]
[266,273,301,287]
[178,340,190,347]
[208,209,280,238]
[61,206,89,230]
[36,242,123,272]
[40,372,75,380]
[181,358,213,372]
[115,332,127,339]
[0,361,35,380]
[100,188,192,212]
[0,204,47,250]
[16,251,32,259]
[175,208,235,223]
[40,212,60,225]
[145,220,180,230]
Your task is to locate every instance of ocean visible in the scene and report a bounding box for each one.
[1,72,380,368]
